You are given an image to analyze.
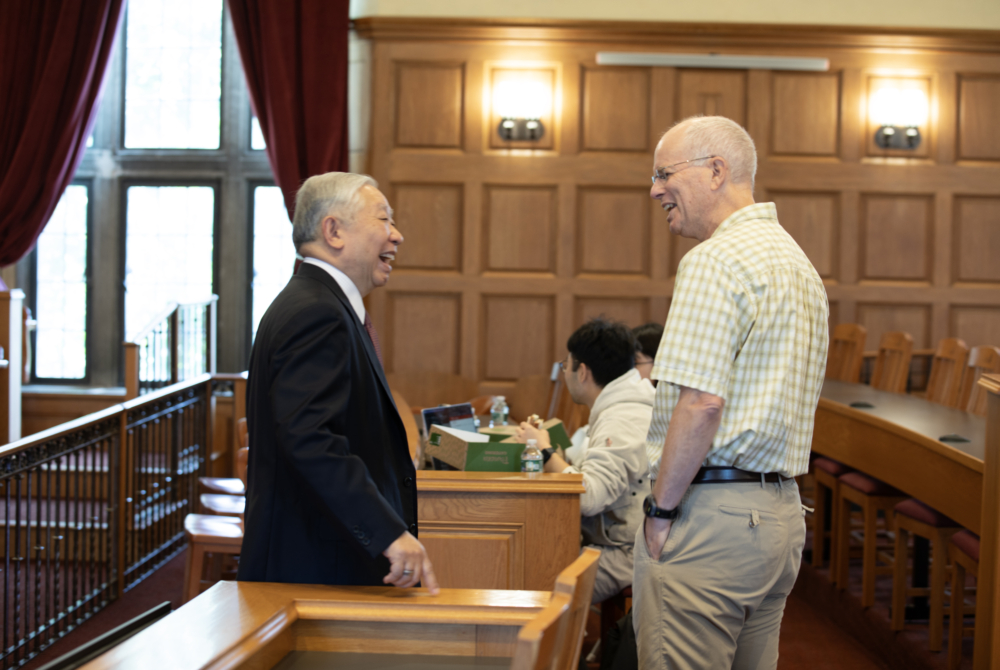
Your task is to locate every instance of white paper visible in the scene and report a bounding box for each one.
[433,424,490,443]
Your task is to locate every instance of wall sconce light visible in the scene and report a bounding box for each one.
[870,87,929,150]
[493,80,552,142]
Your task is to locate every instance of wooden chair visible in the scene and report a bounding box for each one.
[890,499,960,651]
[199,446,248,496]
[182,514,243,602]
[236,416,248,449]
[199,493,245,518]
[390,388,421,464]
[826,323,867,382]
[947,530,979,670]
[810,457,853,570]
[510,592,572,670]
[870,331,914,393]
[924,338,970,408]
[552,548,601,670]
[509,372,553,424]
[958,346,1000,416]
[385,371,480,410]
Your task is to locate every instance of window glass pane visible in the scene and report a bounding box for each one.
[124,0,223,149]
[125,186,214,340]
[252,186,295,339]
[35,185,89,379]
[250,115,266,150]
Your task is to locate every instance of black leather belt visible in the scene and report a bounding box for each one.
[692,466,790,484]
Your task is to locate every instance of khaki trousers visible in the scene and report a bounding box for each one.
[632,478,805,670]
[590,542,634,604]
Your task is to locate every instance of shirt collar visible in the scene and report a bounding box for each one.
[301,257,366,323]
[710,202,778,240]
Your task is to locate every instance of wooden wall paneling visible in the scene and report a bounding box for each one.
[395,61,465,148]
[951,306,1000,349]
[746,70,772,166]
[464,59,485,154]
[933,191,953,288]
[828,301,841,341]
[392,183,464,270]
[860,194,934,281]
[857,303,932,349]
[936,71,958,165]
[840,190,861,284]
[648,192,671,283]
[481,295,555,381]
[576,187,650,276]
[461,289,479,382]
[487,66,557,151]
[574,297,650,329]
[864,75,933,159]
[958,75,1000,161]
[386,292,461,375]
[483,185,557,272]
[677,70,747,126]
[670,235,699,277]
[840,68,864,163]
[581,67,650,152]
[769,191,839,280]
[649,67,677,148]
[555,182,578,360]
[953,196,1000,284]
[770,72,841,156]
[461,181,483,380]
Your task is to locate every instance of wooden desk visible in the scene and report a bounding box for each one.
[417,471,585,591]
[81,581,550,669]
[813,379,996,669]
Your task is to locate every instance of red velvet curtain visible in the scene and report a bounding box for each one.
[0,0,125,266]
[226,0,351,220]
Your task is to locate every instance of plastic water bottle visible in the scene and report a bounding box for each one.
[521,438,543,475]
[489,396,509,428]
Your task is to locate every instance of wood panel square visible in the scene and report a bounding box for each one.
[482,296,554,380]
[574,297,650,329]
[577,188,649,275]
[392,184,463,271]
[958,76,1000,161]
[770,191,838,279]
[395,62,464,148]
[387,292,461,374]
[954,197,1000,284]
[951,307,1000,349]
[484,186,556,272]
[581,68,650,151]
[771,73,840,156]
[860,195,933,281]
[419,522,523,590]
[677,70,746,126]
[857,303,931,349]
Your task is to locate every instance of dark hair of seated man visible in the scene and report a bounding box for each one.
[566,318,637,387]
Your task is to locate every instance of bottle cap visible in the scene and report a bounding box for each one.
[527,438,537,446]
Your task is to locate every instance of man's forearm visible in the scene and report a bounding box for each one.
[652,386,725,510]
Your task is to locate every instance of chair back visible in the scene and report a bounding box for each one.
[507,373,553,424]
[237,416,248,449]
[551,548,601,670]
[924,337,969,407]
[385,371,479,409]
[870,331,914,393]
[390,387,421,462]
[236,447,249,487]
[959,346,1000,416]
[509,592,572,670]
[825,323,867,382]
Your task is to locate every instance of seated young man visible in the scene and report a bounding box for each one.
[516,318,654,603]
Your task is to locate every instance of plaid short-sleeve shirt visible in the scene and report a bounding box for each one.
[645,202,829,479]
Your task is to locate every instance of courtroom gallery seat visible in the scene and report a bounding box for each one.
[810,457,853,571]
[552,548,601,670]
[958,345,1000,416]
[924,338,970,408]
[182,514,243,603]
[890,498,960,651]
[947,530,980,670]
[870,331,914,394]
[826,323,867,383]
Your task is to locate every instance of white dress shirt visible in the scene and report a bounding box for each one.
[301,257,365,324]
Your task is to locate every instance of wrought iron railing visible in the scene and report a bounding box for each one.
[0,375,218,668]
[124,297,217,400]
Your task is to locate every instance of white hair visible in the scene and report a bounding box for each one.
[292,172,378,251]
[670,116,757,189]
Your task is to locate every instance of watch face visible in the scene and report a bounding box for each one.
[643,495,655,516]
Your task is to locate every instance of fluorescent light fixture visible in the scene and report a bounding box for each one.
[596,52,829,72]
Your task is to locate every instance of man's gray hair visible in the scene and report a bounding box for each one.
[672,116,757,189]
[292,172,379,251]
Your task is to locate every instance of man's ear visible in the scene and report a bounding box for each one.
[576,361,591,385]
[708,156,728,191]
[321,215,347,250]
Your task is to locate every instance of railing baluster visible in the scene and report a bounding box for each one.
[14,474,22,666]
[4,477,11,667]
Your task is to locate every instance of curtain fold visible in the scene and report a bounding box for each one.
[0,0,125,266]
[226,0,351,220]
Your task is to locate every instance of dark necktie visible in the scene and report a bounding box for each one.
[363,312,383,367]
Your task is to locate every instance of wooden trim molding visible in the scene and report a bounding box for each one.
[353,17,1000,54]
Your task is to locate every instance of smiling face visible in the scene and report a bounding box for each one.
[335,185,403,296]
[650,127,715,242]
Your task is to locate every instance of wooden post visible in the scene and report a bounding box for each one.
[233,373,247,466]
[170,311,179,385]
[116,408,129,599]
[0,290,24,443]
[207,296,217,375]
[124,342,140,400]
[976,373,1000,670]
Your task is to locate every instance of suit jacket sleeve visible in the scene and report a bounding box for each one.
[268,299,407,558]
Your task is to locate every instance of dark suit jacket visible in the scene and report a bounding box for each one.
[237,262,416,585]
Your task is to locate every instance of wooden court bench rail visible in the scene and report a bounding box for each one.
[79,581,553,670]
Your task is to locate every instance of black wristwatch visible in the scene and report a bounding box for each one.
[541,448,555,464]
[643,495,680,520]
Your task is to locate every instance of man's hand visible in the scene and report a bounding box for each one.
[644,515,672,560]
[383,531,440,594]
[514,422,552,449]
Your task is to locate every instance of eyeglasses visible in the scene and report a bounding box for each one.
[558,356,569,372]
[650,156,716,185]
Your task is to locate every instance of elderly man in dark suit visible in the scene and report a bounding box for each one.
[238,172,438,592]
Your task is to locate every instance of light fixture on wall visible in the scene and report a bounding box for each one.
[493,79,552,141]
[870,86,929,150]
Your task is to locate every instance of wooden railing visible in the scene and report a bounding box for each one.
[124,297,218,401]
[0,374,231,669]
[0,291,24,444]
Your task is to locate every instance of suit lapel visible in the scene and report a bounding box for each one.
[297,264,397,411]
